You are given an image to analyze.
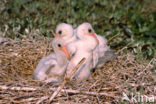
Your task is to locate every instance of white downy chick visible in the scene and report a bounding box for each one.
[66,23,99,81]
[54,23,77,44]
[34,38,70,83]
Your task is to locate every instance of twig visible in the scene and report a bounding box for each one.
[49,58,86,103]
[49,81,66,102]
[116,42,131,54]
[143,58,154,72]
[18,98,39,103]
[36,96,48,104]
[0,85,36,91]
[108,33,120,42]
[51,88,117,98]
[67,57,86,79]
[138,58,155,76]
[0,85,116,98]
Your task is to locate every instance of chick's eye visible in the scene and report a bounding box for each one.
[58,30,62,34]
[58,44,62,48]
[88,29,92,33]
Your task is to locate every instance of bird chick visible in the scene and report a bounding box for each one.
[34,38,70,83]
[54,23,77,44]
[66,23,99,81]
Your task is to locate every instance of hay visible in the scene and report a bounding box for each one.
[0,35,155,103]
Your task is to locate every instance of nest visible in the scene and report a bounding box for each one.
[0,34,155,104]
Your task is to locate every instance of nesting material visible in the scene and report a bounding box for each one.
[0,35,155,103]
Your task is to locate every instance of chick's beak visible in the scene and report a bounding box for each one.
[54,34,60,38]
[90,33,99,45]
[61,45,70,59]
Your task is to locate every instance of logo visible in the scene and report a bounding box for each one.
[122,92,155,103]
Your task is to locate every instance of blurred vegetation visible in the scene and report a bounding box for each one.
[0,0,156,60]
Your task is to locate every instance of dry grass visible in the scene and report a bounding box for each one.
[0,34,155,104]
